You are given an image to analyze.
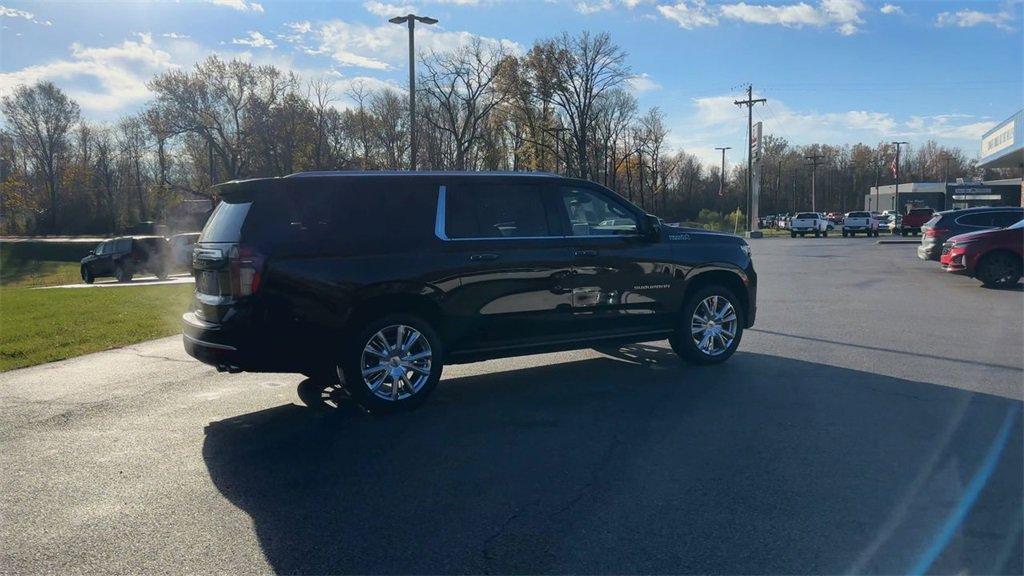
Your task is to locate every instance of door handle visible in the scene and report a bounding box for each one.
[469,253,499,261]
[573,249,598,257]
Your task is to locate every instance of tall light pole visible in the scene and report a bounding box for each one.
[805,153,825,213]
[389,13,437,170]
[891,141,909,213]
[715,147,731,197]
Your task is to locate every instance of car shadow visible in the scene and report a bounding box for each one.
[202,346,1022,575]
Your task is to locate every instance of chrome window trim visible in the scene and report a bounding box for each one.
[433,185,642,242]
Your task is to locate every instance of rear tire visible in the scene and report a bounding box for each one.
[338,314,443,413]
[823,230,828,237]
[814,230,821,238]
[114,264,132,283]
[81,266,94,284]
[790,231,796,238]
[977,252,1023,289]
[842,231,848,238]
[670,285,744,365]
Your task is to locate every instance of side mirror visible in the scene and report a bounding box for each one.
[88,250,95,256]
[642,214,662,240]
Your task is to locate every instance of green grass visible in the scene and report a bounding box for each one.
[0,258,83,288]
[0,283,194,372]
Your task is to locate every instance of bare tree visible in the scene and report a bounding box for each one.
[1,81,81,231]
[545,32,630,180]
[419,38,509,170]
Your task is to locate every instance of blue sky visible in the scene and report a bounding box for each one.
[1,0,1021,165]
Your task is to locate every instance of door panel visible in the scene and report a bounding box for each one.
[551,184,683,336]
[434,181,575,352]
[438,240,576,351]
[567,237,682,335]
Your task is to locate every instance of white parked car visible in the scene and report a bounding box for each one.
[789,212,830,237]
[842,211,879,237]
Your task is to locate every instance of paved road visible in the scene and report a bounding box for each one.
[2,237,1021,574]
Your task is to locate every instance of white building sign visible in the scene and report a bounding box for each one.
[981,120,1015,159]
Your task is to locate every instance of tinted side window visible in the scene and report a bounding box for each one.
[445,183,552,239]
[558,187,638,236]
[992,210,1024,227]
[957,212,998,227]
[117,239,131,252]
[243,180,436,254]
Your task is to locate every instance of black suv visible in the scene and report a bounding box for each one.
[182,172,757,411]
[918,206,1024,261]
[80,236,169,283]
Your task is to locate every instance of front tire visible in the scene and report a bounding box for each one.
[977,252,1023,289]
[790,231,796,238]
[670,286,744,365]
[81,266,94,284]
[339,314,443,413]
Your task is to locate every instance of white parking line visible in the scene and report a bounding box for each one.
[37,274,195,289]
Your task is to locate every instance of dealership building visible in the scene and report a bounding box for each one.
[866,108,1024,211]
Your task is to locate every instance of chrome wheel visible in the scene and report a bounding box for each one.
[690,295,738,356]
[358,324,432,402]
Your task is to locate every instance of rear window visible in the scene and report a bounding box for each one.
[200,200,252,243]
[796,213,817,219]
[909,208,933,216]
[848,212,869,218]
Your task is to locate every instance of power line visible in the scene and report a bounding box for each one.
[804,153,826,212]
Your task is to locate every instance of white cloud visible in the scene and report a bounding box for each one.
[657,0,866,34]
[880,4,902,15]
[0,5,53,26]
[688,90,995,148]
[657,1,718,29]
[628,73,661,93]
[0,33,177,113]
[364,1,417,17]
[231,30,276,49]
[719,0,867,35]
[936,9,1014,31]
[161,32,191,39]
[207,0,265,12]
[576,0,613,14]
[312,19,521,70]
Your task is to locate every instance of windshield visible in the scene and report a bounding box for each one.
[1008,218,1024,230]
[848,212,869,218]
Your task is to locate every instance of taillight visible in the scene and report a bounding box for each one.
[924,228,948,238]
[228,245,265,298]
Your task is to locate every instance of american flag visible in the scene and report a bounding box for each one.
[890,154,898,179]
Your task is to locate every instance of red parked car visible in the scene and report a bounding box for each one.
[940,218,1024,288]
[895,207,934,236]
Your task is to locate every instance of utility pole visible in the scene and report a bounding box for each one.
[734,85,766,231]
[715,146,731,197]
[389,13,437,171]
[805,153,825,212]
[891,141,909,213]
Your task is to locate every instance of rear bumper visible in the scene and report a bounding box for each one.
[181,311,251,371]
[917,244,940,261]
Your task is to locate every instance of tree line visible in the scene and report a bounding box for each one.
[0,31,1005,235]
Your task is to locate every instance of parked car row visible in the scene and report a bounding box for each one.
[80,232,200,283]
[919,206,1024,289]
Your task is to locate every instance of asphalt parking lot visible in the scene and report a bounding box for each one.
[1,237,1021,574]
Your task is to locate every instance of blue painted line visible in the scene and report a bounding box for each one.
[909,405,1021,576]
